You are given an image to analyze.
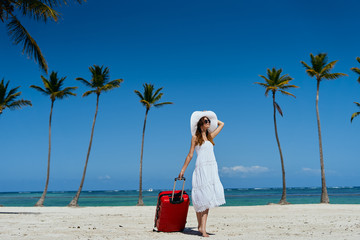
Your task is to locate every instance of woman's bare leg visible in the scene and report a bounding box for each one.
[200,209,209,237]
[196,211,202,231]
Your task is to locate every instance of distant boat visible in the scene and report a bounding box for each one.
[148,188,153,192]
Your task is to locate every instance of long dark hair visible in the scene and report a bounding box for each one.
[195,117,215,146]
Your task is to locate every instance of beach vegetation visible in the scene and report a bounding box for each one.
[255,68,298,205]
[68,65,123,207]
[134,83,173,206]
[350,57,360,122]
[0,0,85,73]
[30,71,77,206]
[301,53,347,203]
[0,78,32,115]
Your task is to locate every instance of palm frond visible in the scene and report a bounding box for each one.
[351,112,360,122]
[259,75,271,84]
[279,90,296,98]
[7,99,32,109]
[16,0,60,22]
[7,16,48,73]
[30,85,48,95]
[254,82,268,88]
[40,75,52,91]
[100,79,123,92]
[320,60,338,75]
[40,0,86,7]
[154,102,173,108]
[354,102,360,108]
[351,67,360,75]
[6,86,21,99]
[140,99,150,109]
[274,101,283,116]
[322,72,347,80]
[54,86,77,99]
[134,90,144,100]
[4,91,21,105]
[152,87,163,100]
[305,69,317,77]
[76,77,92,87]
[264,88,271,97]
[82,90,96,97]
[280,84,299,90]
[300,61,312,71]
[152,92,163,103]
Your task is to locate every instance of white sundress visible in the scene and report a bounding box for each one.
[191,141,226,212]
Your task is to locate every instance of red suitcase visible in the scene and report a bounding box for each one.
[154,177,190,232]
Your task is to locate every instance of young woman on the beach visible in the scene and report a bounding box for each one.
[178,111,226,237]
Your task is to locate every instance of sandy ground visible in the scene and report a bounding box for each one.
[0,204,360,239]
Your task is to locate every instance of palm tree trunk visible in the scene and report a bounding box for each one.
[137,109,149,206]
[68,94,100,207]
[35,100,54,206]
[272,93,288,205]
[316,79,329,203]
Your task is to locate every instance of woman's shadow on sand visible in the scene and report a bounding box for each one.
[182,227,214,236]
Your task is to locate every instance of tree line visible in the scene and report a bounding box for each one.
[0,65,173,206]
[255,53,360,204]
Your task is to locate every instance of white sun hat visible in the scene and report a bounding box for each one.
[190,110,218,136]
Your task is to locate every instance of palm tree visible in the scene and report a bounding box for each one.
[134,83,173,206]
[68,65,123,207]
[30,71,77,206]
[351,57,360,122]
[255,68,298,204]
[0,0,85,73]
[0,78,32,115]
[301,53,347,203]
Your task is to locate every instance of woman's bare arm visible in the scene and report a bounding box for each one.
[210,120,224,138]
[178,136,197,179]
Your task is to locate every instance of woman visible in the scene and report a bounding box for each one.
[178,110,226,237]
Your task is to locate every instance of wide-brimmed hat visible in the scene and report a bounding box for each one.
[190,111,218,136]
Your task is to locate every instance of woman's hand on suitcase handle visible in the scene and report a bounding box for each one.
[178,170,185,180]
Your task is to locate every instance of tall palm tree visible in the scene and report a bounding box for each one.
[68,65,123,207]
[30,71,77,206]
[351,57,360,122]
[301,53,347,203]
[255,68,298,204]
[0,78,32,115]
[134,83,173,206]
[0,0,85,73]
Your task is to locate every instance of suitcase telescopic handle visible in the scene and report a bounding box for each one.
[171,177,186,201]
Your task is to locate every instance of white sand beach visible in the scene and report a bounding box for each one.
[0,204,360,240]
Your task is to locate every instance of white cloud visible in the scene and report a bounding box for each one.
[302,168,321,174]
[220,165,269,177]
[302,167,337,176]
[98,175,111,180]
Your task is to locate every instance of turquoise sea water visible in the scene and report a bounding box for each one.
[0,187,359,207]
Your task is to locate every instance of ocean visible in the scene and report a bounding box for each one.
[1,187,359,207]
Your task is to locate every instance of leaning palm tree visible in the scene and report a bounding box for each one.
[255,68,298,204]
[351,57,360,122]
[134,83,173,206]
[0,78,32,115]
[30,71,77,206]
[68,65,123,207]
[0,0,85,73]
[301,53,347,203]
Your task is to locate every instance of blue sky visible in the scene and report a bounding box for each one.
[1,0,360,192]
